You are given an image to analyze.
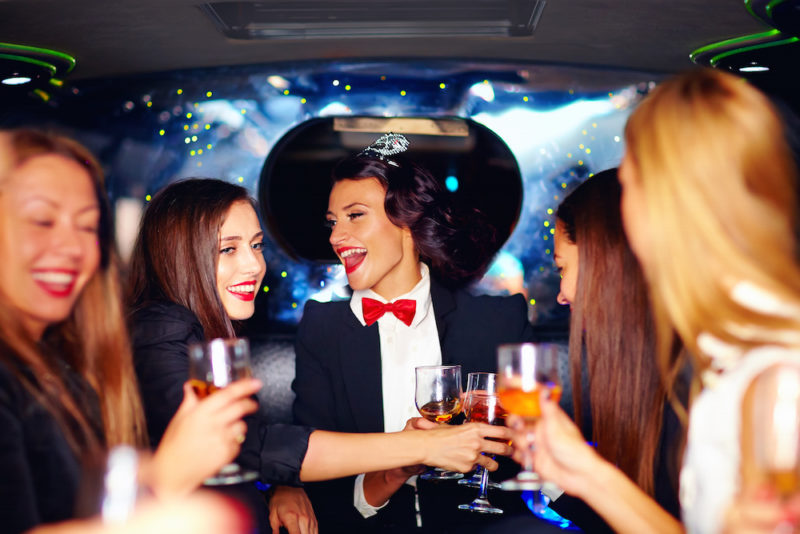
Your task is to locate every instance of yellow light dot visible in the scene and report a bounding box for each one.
[205,124,211,130]
[263,286,270,293]
[547,208,553,214]
[439,83,446,89]
[561,183,567,188]
[550,228,555,235]
[523,96,529,102]
[283,89,290,95]
[197,162,202,167]
[592,123,597,128]
[241,109,246,114]
[292,302,298,309]
[579,144,585,149]
[483,79,489,84]
[192,124,199,130]
[585,148,591,154]
[529,298,536,305]
[190,150,196,156]
[207,144,212,149]
[158,129,165,136]
[206,91,213,97]
[400,90,406,96]
[281,271,287,278]
[581,129,587,135]
[578,160,584,165]
[238,177,244,183]
[146,101,152,108]
[567,153,572,158]
[589,173,595,177]
[186,112,192,119]
[183,125,189,131]
[543,235,549,241]
[191,136,197,142]
[543,221,550,227]
[194,103,199,108]
[301,98,307,104]
[568,89,574,94]
[184,138,190,144]
[539,266,545,272]
[608,92,613,97]
[145,194,152,201]
[345,85,351,91]
[177,89,183,95]
[197,149,203,155]
[545,249,551,254]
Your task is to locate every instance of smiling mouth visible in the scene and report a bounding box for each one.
[338,247,367,274]
[227,281,257,302]
[32,270,77,298]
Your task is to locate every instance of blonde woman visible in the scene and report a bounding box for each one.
[510,68,800,534]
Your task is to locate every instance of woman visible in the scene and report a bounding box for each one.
[128,177,512,534]
[512,69,800,534]
[292,135,536,532]
[0,129,259,534]
[546,167,683,532]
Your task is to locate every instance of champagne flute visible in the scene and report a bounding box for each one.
[749,364,800,498]
[415,365,463,480]
[188,337,258,485]
[458,372,505,514]
[459,372,502,490]
[496,342,562,491]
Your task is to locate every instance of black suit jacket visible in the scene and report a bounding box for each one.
[293,279,536,533]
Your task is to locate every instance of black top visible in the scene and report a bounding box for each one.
[0,355,102,533]
[293,279,537,533]
[130,300,314,485]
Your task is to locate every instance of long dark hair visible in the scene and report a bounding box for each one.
[128,178,254,339]
[556,168,665,496]
[0,129,146,453]
[332,154,497,287]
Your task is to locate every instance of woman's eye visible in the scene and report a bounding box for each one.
[220,246,236,255]
[324,219,336,229]
[347,212,364,221]
[252,242,264,251]
[31,219,54,228]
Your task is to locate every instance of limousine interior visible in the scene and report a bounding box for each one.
[1,0,798,423]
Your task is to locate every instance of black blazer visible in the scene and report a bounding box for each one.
[293,279,536,533]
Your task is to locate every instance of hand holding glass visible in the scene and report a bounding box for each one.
[496,342,562,491]
[415,365,463,480]
[188,337,258,485]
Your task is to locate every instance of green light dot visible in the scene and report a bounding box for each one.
[207,144,212,149]
[159,129,165,136]
[205,124,211,130]
[241,109,246,114]
[545,249,551,255]
[523,96,529,102]
[206,91,213,97]
[543,221,550,227]
[546,208,553,214]
[186,112,193,119]
[292,302,298,309]
[543,235,549,241]
[146,101,152,108]
[529,298,536,305]
[283,89,290,95]
[281,271,287,278]
[561,183,567,188]
[439,83,446,89]
[263,286,270,293]
[191,136,197,142]
[184,138,190,144]
[183,125,189,131]
[238,177,244,183]
[145,194,152,201]
[578,160,584,166]
[190,150,196,156]
[539,266,545,272]
[400,90,406,96]
[345,85,351,91]
[177,89,183,95]
[585,148,591,154]
[301,98,307,104]
[589,173,595,177]
[550,228,555,235]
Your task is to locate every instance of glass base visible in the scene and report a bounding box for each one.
[203,462,259,486]
[499,471,541,491]
[458,474,501,490]
[420,468,464,481]
[458,498,503,514]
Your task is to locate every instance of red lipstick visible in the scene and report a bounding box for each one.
[226,280,257,302]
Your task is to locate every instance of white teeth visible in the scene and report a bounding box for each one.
[33,272,75,285]
[228,284,255,294]
[340,248,366,258]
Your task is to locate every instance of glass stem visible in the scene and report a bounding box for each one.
[477,460,491,500]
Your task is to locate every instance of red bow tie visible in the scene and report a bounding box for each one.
[362,298,416,327]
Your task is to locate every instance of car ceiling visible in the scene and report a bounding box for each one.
[0,0,770,81]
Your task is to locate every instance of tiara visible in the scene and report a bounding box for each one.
[358,133,409,167]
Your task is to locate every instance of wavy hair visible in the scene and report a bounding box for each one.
[128,178,254,339]
[0,129,146,452]
[557,168,667,496]
[624,68,800,378]
[332,154,497,287]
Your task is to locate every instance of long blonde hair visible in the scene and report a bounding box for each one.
[0,129,147,451]
[624,69,800,379]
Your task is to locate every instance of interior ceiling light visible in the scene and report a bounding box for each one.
[2,76,32,85]
[739,64,770,72]
[201,0,547,39]
[0,43,75,94]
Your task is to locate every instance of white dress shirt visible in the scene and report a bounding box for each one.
[349,263,443,517]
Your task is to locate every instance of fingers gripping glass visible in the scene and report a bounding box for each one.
[188,337,258,485]
[496,343,562,491]
[458,372,505,514]
[415,365,464,481]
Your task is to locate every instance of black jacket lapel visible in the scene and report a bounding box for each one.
[339,311,385,433]
[430,278,457,366]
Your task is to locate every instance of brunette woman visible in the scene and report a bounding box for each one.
[511,69,800,534]
[128,177,512,534]
[547,168,683,532]
[292,135,536,533]
[0,129,259,534]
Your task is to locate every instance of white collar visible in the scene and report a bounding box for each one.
[350,263,432,328]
